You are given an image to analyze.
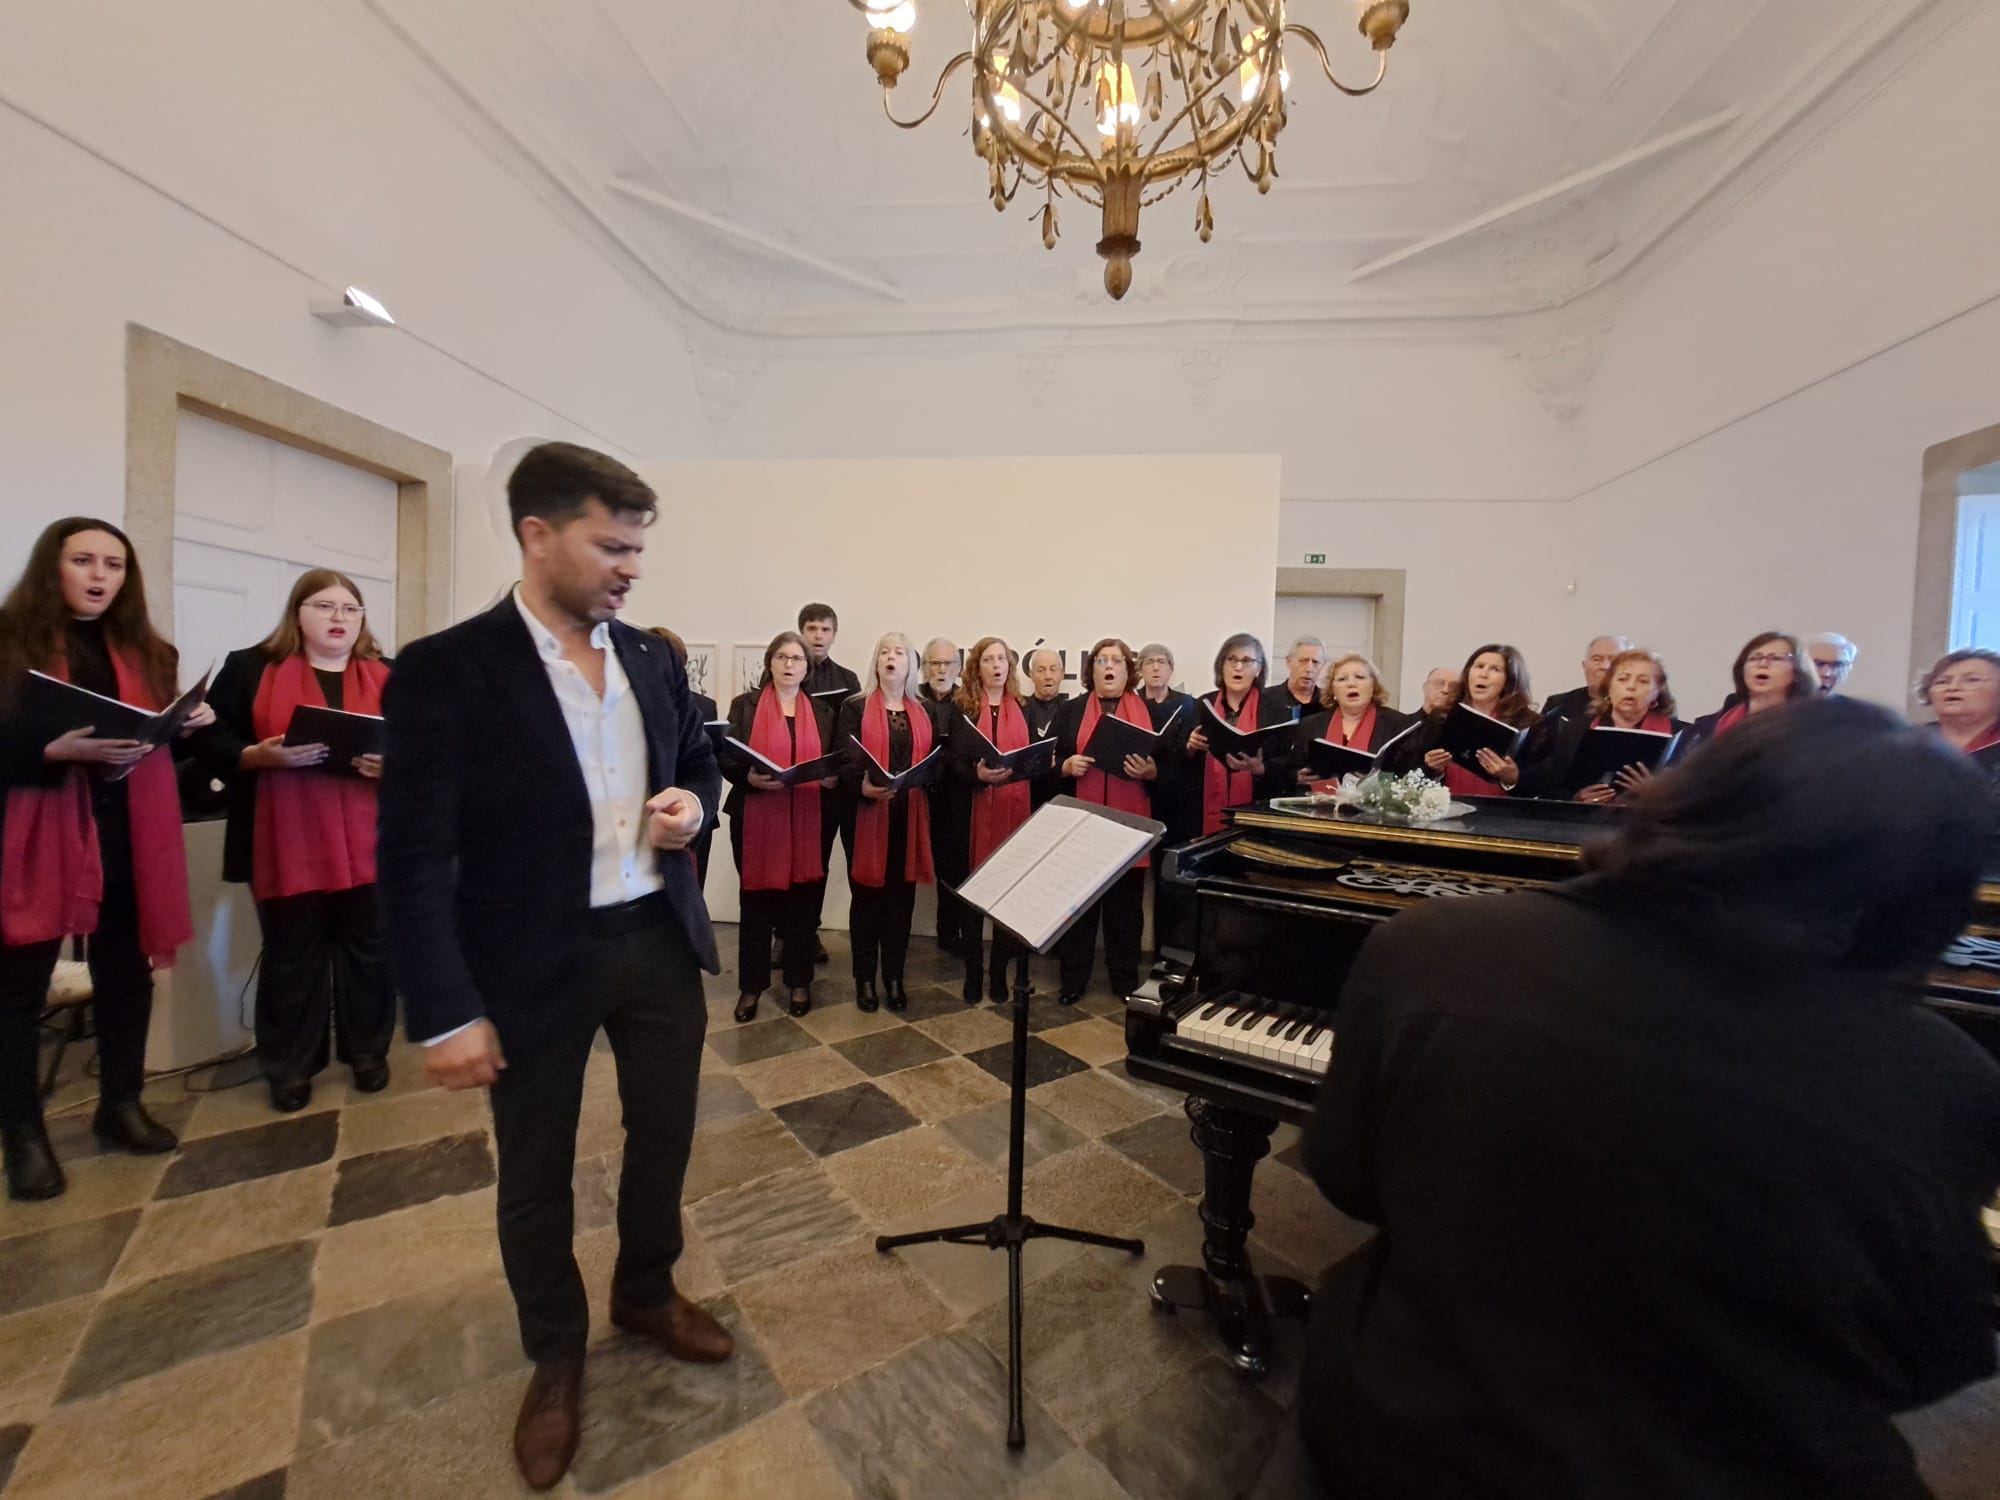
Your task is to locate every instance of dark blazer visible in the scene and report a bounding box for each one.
[378,598,721,1048]
[192,645,396,885]
[718,687,837,824]
[1296,879,2000,1499]
[1540,684,1593,722]
[1024,691,1068,809]
[1262,679,1319,721]
[1516,711,1688,800]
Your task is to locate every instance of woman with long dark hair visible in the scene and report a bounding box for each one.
[947,636,1032,1003]
[195,569,395,1112]
[1415,643,1537,796]
[0,518,213,1199]
[721,631,837,1022]
[1689,631,1814,741]
[1294,699,2000,1498]
[836,632,937,1015]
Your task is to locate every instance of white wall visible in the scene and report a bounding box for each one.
[0,0,706,567]
[456,453,1282,924]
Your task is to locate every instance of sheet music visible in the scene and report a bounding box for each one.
[987,813,1154,950]
[957,804,1084,911]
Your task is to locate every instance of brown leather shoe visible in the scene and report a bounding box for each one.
[610,1293,735,1364]
[512,1358,583,1492]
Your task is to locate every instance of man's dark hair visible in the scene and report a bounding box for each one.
[507,442,657,541]
[1587,698,1991,973]
[798,602,838,631]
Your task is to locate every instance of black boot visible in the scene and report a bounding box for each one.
[3,1123,65,1201]
[350,1057,390,1094]
[856,979,880,1014]
[989,956,1012,1004]
[269,1080,312,1114]
[885,979,909,1013]
[92,1101,179,1155]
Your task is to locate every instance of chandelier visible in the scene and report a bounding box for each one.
[846,2,1412,299]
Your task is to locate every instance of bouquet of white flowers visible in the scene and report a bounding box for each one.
[1320,769,1470,825]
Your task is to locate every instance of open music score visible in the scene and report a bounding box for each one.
[956,797,1159,952]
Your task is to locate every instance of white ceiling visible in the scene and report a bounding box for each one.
[355,0,1973,339]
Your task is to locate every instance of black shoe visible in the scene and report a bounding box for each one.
[962,967,983,1005]
[989,966,1011,1004]
[789,986,813,1018]
[855,979,879,1013]
[814,940,829,965]
[733,993,760,1024]
[269,1081,312,1113]
[350,1057,390,1094]
[3,1123,65,1201]
[885,980,909,1013]
[92,1101,178,1155]
[1058,991,1085,1008]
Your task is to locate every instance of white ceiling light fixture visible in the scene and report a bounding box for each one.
[310,286,397,328]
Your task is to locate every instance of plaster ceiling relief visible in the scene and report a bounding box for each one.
[1505,313,1614,425]
[1175,341,1235,411]
[361,0,1971,340]
[681,330,769,437]
[1013,350,1066,412]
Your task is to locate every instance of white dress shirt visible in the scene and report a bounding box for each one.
[425,586,662,1047]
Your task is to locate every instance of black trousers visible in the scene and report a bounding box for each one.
[253,884,396,1087]
[1058,865,1146,997]
[0,878,153,1129]
[488,898,706,1363]
[931,792,970,950]
[965,916,1028,992]
[848,813,916,984]
[810,795,852,935]
[731,817,820,992]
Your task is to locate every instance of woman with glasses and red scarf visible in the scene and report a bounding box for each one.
[1688,632,1815,745]
[196,569,395,1113]
[1184,633,1297,834]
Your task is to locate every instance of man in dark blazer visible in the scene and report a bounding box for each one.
[379,443,727,1492]
[1541,633,1632,720]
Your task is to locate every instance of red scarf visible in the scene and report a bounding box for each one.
[2,649,192,962]
[1442,762,1507,798]
[1602,711,1674,735]
[1963,720,2000,754]
[1078,693,1154,869]
[968,695,1032,868]
[742,685,823,892]
[850,692,934,889]
[250,654,389,901]
[1330,703,1377,749]
[1714,702,1750,736]
[1202,691,1260,835]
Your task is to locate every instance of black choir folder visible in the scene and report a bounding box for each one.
[722,737,845,787]
[1199,699,1298,760]
[1563,725,1682,793]
[14,668,212,759]
[283,706,384,772]
[953,715,1059,778]
[851,741,943,793]
[1081,704,1178,779]
[1306,719,1421,781]
[955,795,1164,953]
[1438,701,1530,773]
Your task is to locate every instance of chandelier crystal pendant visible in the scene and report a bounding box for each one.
[847,1,1412,300]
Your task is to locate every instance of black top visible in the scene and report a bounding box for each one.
[833,691,941,797]
[1025,691,1068,808]
[65,617,132,883]
[1297,878,2000,1499]
[1541,684,1593,722]
[1262,680,1318,719]
[803,655,861,701]
[313,668,345,712]
[1514,711,1690,800]
[719,688,838,823]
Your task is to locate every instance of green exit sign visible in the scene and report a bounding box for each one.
[1304,552,1326,565]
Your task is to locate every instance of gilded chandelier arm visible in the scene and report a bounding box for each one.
[1283,24,1391,98]
[882,51,976,128]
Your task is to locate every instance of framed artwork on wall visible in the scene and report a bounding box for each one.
[733,643,766,699]
[681,641,719,702]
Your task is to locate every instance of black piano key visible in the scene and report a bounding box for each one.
[1264,1014,1290,1036]
[1199,1000,1228,1021]
[1224,1007,1256,1028]
[1283,1019,1307,1040]
[1301,1026,1324,1047]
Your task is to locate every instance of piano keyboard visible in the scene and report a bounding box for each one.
[1162,992,1333,1081]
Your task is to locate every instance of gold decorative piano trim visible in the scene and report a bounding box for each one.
[1231,806,1588,863]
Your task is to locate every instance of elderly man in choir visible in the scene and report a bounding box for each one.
[1541,635,1634,721]
[919,637,960,705]
[1265,636,1327,718]
[1420,666,1459,716]
[1805,632,1858,696]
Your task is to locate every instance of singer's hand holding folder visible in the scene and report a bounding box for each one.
[724,736,844,787]
[1081,707,1176,779]
[1437,702,1529,773]
[283,706,385,774]
[954,714,1059,777]
[1306,719,1421,780]
[15,668,212,754]
[1563,725,1681,793]
[1198,699,1298,760]
[852,740,943,793]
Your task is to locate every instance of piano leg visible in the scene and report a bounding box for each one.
[1146,1097,1312,1378]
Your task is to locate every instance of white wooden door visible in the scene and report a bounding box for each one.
[1952,493,2000,651]
[1272,594,1375,662]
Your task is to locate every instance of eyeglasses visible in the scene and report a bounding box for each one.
[1139,656,1170,668]
[1743,653,1792,667]
[1222,654,1260,669]
[1091,655,1126,669]
[770,653,808,667]
[305,602,364,620]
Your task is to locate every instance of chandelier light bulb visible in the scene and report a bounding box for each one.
[864,0,917,33]
[1094,59,1141,138]
[1238,28,1289,101]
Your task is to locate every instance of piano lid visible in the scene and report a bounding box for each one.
[1231,795,1618,865]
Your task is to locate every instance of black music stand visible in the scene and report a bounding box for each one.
[875,796,1164,1449]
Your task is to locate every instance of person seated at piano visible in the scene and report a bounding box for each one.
[197,568,395,1113]
[1186,633,1296,834]
[1055,638,1162,1005]
[835,633,937,1016]
[1688,631,1813,741]
[1296,653,1416,785]
[1917,649,2000,787]
[720,632,838,1023]
[1414,644,1537,796]
[1291,699,2000,1500]
[1517,648,1684,804]
[648,628,717,888]
[949,636,1033,1004]
[1022,646,1068,810]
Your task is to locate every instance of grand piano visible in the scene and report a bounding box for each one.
[1125,795,2000,1374]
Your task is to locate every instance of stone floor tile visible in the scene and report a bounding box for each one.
[181,1078,345,1142]
[1021,1144,1185,1240]
[793,1000,904,1044]
[111,1163,334,1289]
[623,1404,854,1500]
[733,1237,953,1397]
[691,1073,761,1134]
[772,1082,920,1159]
[1031,1068,1170,1141]
[7,1333,307,1500]
[155,1113,340,1201]
[871,1055,1011,1125]
[327,1131,494,1228]
[0,1210,139,1319]
[819,1125,997,1226]
[963,1036,1091,1090]
[828,1026,951,1078]
[704,1016,818,1068]
[0,1148,169,1241]
[940,1098,1086,1175]
[1085,1357,1285,1500]
[1038,1018,1129,1069]
[311,1186,502,1324]
[0,1297,95,1426]
[1101,1112,1204,1199]
[683,1111,814,1204]
[60,1240,317,1402]
[733,1046,869,1109]
[689,1165,866,1287]
[908,1006,1016,1055]
[333,1084,489,1159]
